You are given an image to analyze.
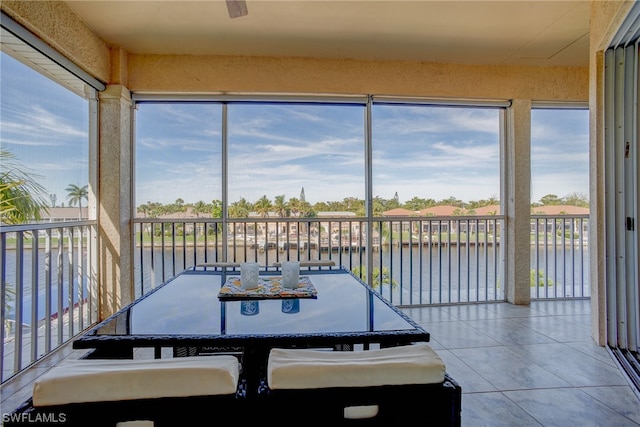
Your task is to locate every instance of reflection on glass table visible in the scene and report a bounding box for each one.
[74,267,430,364]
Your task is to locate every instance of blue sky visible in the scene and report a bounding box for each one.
[1,53,88,208]
[2,51,589,208]
[531,108,590,202]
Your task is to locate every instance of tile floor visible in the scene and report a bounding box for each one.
[401,299,640,427]
[2,299,639,426]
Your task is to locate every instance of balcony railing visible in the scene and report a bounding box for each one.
[133,214,589,303]
[530,215,589,298]
[1,220,97,383]
[1,214,589,383]
[133,216,504,303]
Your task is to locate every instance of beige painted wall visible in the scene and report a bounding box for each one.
[128,54,587,101]
[1,0,111,83]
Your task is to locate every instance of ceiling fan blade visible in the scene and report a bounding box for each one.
[226,0,248,18]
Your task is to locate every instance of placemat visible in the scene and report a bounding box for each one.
[218,276,317,300]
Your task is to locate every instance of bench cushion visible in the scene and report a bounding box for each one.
[33,355,240,406]
[267,343,445,390]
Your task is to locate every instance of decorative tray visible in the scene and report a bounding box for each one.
[218,276,317,300]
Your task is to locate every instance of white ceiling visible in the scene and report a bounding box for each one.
[64,0,591,67]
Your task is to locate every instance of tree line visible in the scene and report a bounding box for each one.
[1,147,588,224]
[136,191,589,219]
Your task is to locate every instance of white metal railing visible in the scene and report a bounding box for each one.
[1,221,98,383]
[530,215,590,298]
[1,214,589,383]
[133,215,590,302]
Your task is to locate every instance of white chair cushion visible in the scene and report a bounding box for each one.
[116,422,154,427]
[267,343,445,390]
[33,356,240,407]
[344,405,379,419]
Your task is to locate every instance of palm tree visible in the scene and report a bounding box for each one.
[228,200,249,218]
[192,200,208,218]
[0,150,49,224]
[0,150,49,334]
[138,202,151,218]
[65,184,88,219]
[299,200,314,217]
[273,195,289,217]
[254,195,272,218]
[288,197,301,217]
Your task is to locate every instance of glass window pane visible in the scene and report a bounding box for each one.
[227,103,365,217]
[531,109,589,206]
[372,105,501,212]
[0,52,89,222]
[135,103,222,216]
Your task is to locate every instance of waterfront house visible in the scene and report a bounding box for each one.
[473,205,501,216]
[419,205,461,235]
[531,205,590,215]
[383,208,418,217]
[381,208,417,235]
[40,207,89,222]
[530,205,590,243]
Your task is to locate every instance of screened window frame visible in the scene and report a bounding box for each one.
[132,94,510,221]
[1,11,100,223]
[132,94,510,285]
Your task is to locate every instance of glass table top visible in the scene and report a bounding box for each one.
[89,268,424,338]
[81,269,426,338]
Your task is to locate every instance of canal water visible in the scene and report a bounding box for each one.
[4,243,590,325]
[134,244,590,303]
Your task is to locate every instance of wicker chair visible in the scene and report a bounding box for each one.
[256,343,461,426]
[5,356,246,427]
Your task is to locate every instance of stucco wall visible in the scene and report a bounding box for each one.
[1,0,111,83]
[129,54,587,101]
[98,85,134,319]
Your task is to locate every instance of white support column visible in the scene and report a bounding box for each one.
[98,84,134,319]
[505,99,531,305]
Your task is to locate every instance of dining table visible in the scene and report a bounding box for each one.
[73,265,431,392]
